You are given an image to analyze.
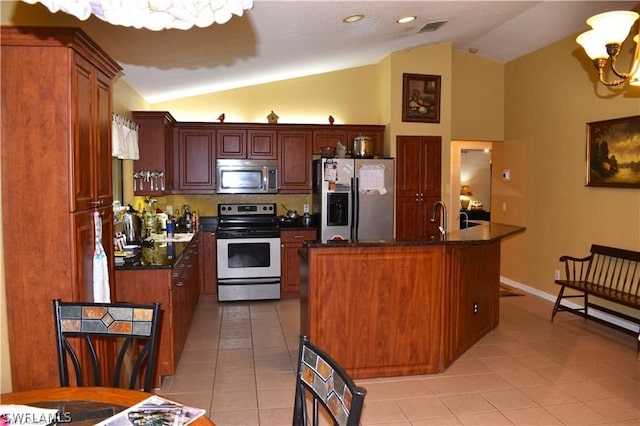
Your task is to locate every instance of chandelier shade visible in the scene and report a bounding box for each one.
[576,9,640,87]
[22,0,254,31]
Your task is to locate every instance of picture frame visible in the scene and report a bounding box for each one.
[402,73,441,123]
[586,115,640,188]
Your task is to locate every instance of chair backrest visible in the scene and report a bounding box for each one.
[53,299,161,392]
[293,335,367,426]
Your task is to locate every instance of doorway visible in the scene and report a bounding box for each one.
[451,141,493,230]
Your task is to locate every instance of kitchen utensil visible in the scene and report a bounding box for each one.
[352,135,374,158]
[281,204,299,219]
[123,209,143,244]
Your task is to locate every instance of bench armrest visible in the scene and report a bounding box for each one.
[558,254,593,281]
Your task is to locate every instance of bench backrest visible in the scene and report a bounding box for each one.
[589,245,640,297]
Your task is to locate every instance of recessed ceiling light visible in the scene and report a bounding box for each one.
[343,14,365,23]
[396,16,416,24]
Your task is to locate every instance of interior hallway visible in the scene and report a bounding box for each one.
[157,293,640,425]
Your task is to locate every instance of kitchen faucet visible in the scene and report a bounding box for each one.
[430,201,447,235]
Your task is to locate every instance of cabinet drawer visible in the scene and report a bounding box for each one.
[281,229,317,243]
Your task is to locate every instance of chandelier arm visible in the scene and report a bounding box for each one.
[596,63,628,87]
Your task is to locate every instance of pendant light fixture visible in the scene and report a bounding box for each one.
[576,10,640,87]
[22,0,254,31]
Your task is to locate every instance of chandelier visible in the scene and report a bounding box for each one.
[22,0,254,31]
[576,10,640,87]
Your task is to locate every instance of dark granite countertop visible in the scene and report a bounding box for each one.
[302,222,525,248]
[115,240,191,270]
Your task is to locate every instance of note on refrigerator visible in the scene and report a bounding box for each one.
[359,165,386,191]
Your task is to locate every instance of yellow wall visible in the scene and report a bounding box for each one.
[496,35,640,298]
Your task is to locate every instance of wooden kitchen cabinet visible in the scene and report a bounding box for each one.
[278,130,313,193]
[1,26,121,390]
[444,242,500,363]
[114,238,201,386]
[312,128,348,154]
[174,125,216,193]
[132,111,176,195]
[312,125,385,156]
[280,229,317,297]
[217,126,277,159]
[201,231,218,296]
[396,135,442,240]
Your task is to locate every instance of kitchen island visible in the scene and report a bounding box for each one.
[299,222,525,379]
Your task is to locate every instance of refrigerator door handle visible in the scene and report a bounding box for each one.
[351,176,359,240]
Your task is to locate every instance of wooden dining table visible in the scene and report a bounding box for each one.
[0,386,215,425]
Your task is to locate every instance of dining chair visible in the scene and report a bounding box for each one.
[293,335,367,426]
[53,299,161,392]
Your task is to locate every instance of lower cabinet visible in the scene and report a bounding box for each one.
[201,231,217,296]
[114,238,200,387]
[281,229,317,297]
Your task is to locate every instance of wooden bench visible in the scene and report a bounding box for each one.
[551,244,640,358]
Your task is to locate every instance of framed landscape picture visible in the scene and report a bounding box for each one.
[402,73,441,123]
[586,115,640,188]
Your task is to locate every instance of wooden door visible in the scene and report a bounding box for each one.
[175,127,216,193]
[278,130,312,192]
[71,55,94,212]
[247,128,277,159]
[201,231,217,296]
[396,136,441,240]
[312,129,348,154]
[95,71,113,207]
[216,128,246,158]
[133,111,176,195]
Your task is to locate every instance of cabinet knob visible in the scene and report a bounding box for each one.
[176,281,184,287]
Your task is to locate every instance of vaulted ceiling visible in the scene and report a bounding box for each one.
[5,0,638,103]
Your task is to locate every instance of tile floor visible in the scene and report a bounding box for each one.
[157,293,640,425]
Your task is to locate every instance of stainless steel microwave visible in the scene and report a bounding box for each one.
[216,159,278,194]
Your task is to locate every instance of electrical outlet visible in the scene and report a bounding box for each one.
[303,204,309,213]
[554,269,561,280]
[501,201,507,211]
[166,205,173,215]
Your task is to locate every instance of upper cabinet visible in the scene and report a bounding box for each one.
[217,126,277,159]
[72,54,115,211]
[132,119,386,195]
[133,111,176,195]
[278,130,313,193]
[174,125,216,193]
[312,125,385,157]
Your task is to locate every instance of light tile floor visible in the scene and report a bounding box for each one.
[157,293,640,425]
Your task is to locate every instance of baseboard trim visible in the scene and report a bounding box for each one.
[499,276,639,333]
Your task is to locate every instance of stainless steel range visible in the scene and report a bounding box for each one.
[216,203,281,301]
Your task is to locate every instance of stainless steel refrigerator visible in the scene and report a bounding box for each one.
[312,158,394,240]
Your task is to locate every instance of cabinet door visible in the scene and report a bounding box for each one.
[281,229,316,297]
[72,56,113,211]
[278,130,312,193]
[247,129,277,159]
[95,71,113,207]
[73,207,114,302]
[175,127,216,193]
[71,55,94,212]
[312,129,348,154]
[216,128,246,159]
[201,231,217,296]
[133,111,176,195]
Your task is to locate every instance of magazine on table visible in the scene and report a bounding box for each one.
[95,395,206,426]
